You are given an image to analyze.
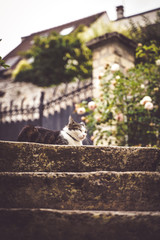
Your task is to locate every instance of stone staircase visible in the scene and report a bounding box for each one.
[0,140,160,240]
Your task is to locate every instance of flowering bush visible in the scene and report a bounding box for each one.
[75,43,160,146]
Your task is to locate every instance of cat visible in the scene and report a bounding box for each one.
[17,116,87,146]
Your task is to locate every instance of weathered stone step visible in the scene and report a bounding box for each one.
[0,171,160,211]
[0,208,160,240]
[0,141,160,172]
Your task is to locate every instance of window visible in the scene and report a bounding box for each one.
[60,26,74,35]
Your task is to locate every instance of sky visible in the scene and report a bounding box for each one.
[0,0,160,58]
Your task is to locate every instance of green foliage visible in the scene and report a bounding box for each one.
[76,43,160,146]
[77,21,129,43]
[14,32,92,87]
[128,11,160,45]
[136,41,160,64]
[12,59,32,78]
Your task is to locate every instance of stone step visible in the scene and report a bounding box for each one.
[0,208,160,240]
[0,141,160,172]
[0,171,160,211]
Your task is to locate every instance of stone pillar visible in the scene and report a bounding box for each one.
[87,32,136,98]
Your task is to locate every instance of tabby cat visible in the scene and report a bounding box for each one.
[17,116,87,146]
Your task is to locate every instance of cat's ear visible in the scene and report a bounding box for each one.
[80,122,85,127]
[68,115,75,124]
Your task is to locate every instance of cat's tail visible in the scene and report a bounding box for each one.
[17,125,37,142]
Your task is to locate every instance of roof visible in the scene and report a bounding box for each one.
[4,11,107,63]
[87,32,136,50]
[3,6,160,68]
[22,11,107,40]
[115,7,160,22]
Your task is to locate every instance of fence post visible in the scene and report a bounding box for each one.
[39,91,45,126]
[0,103,2,122]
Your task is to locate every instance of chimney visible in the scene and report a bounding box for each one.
[116,5,124,20]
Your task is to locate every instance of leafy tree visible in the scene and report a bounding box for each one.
[76,43,160,147]
[14,31,92,87]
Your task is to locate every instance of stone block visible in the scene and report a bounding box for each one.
[0,141,160,172]
[0,171,160,211]
[0,209,160,240]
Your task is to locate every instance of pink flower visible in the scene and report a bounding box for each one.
[94,115,101,122]
[115,113,124,122]
[88,101,96,110]
[154,87,159,91]
[111,63,120,72]
[81,116,86,121]
[111,79,117,86]
[140,84,145,89]
[144,102,154,110]
[90,135,95,141]
[156,59,160,66]
[140,96,152,105]
[76,107,86,115]
[98,72,104,79]
[115,75,120,80]
[75,104,80,109]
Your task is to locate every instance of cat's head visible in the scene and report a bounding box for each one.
[66,116,87,141]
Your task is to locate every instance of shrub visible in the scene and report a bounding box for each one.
[75,43,160,146]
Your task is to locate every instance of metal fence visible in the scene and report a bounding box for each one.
[0,79,93,141]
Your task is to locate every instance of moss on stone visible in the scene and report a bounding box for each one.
[0,141,160,172]
[0,171,160,211]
